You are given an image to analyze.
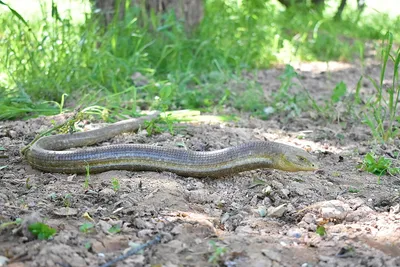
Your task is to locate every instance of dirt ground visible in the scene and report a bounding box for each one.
[1,60,400,267]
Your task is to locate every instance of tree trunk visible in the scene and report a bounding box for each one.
[93,0,204,30]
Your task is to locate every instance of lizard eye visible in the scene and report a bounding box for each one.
[297,156,306,162]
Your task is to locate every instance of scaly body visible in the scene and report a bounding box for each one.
[25,113,318,177]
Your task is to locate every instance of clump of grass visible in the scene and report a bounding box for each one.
[111,177,120,192]
[28,222,57,240]
[1,1,399,121]
[79,222,95,234]
[363,32,400,142]
[208,240,227,265]
[359,152,399,178]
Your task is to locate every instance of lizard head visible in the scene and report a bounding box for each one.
[273,145,318,172]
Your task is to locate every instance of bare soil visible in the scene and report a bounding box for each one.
[1,60,400,267]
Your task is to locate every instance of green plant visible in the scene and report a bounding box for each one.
[63,193,72,208]
[363,32,400,142]
[266,65,310,119]
[83,164,90,190]
[108,225,121,234]
[0,218,22,230]
[25,177,32,190]
[316,225,326,236]
[348,187,360,193]
[28,222,57,240]
[1,1,399,122]
[360,152,400,178]
[111,178,120,192]
[79,223,95,234]
[208,240,227,265]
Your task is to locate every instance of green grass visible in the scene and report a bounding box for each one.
[362,32,400,142]
[0,0,398,120]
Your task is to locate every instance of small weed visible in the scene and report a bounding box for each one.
[348,187,360,193]
[359,152,400,178]
[63,193,72,208]
[0,218,22,230]
[269,65,308,119]
[108,225,121,234]
[28,222,57,240]
[111,178,120,192]
[208,240,227,265]
[25,177,32,190]
[145,114,175,136]
[316,225,326,236]
[363,32,400,142]
[83,164,90,190]
[84,242,92,250]
[79,223,95,234]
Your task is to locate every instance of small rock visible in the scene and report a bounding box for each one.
[8,130,17,138]
[262,186,272,195]
[235,225,256,235]
[7,262,25,267]
[267,204,287,218]
[0,256,9,267]
[257,206,267,217]
[297,221,309,229]
[253,259,273,267]
[20,212,43,240]
[263,197,272,207]
[99,188,116,197]
[92,236,128,253]
[171,224,184,235]
[319,200,351,220]
[98,220,112,234]
[261,249,281,262]
[308,223,317,231]
[167,240,186,253]
[302,213,316,224]
[345,205,374,222]
[287,228,302,238]
[348,197,365,209]
[137,229,153,238]
[122,255,145,265]
[133,218,153,229]
[161,232,173,242]
[221,213,230,224]
[53,207,78,216]
[390,204,400,214]
[156,222,165,229]
[281,189,290,198]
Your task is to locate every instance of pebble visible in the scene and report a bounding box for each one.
[267,204,287,218]
[257,206,267,217]
[53,207,78,216]
[137,229,153,238]
[303,213,316,224]
[0,256,9,267]
[98,220,112,234]
[221,212,230,224]
[319,200,351,220]
[262,186,272,196]
[390,204,400,214]
[133,218,154,229]
[261,249,281,262]
[281,189,290,198]
[286,227,302,238]
[171,224,184,235]
[99,188,116,197]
